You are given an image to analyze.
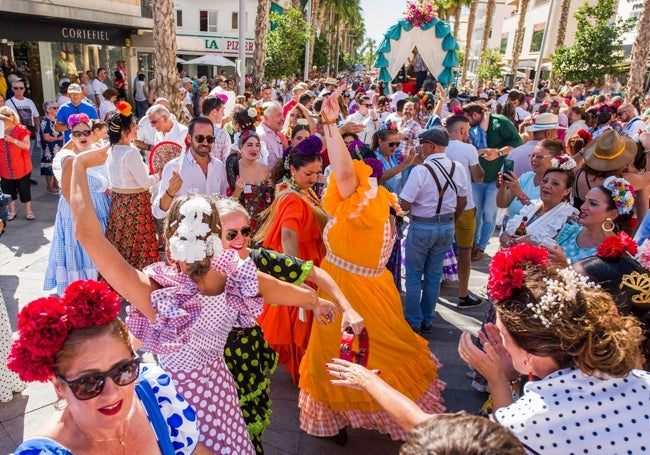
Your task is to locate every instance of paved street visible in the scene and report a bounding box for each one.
[0,165,496,454]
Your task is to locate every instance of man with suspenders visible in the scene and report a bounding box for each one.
[399,127,469,334]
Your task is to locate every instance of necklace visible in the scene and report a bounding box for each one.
[77,419,127,448]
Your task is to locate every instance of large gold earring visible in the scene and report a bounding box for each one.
[601,217,615,233]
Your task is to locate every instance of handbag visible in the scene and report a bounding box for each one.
[339,327,369,367]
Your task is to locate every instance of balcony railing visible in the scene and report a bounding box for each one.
[141,0,153,18]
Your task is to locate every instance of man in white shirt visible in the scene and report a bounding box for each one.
[146,104,188,147]
[444,115,485,308]
[565,106,589,143]
[6,79,40,137]
[92,68,109,109]
[180,77,194,118]
[256,102,284,168]
[153,117,227,219]
[507,113,561,176]
[134,98,176,159]
[399,127,468,333]
[78,72,95,107]
[390,82,408,107]
[202,95,232,162]
[617,103,647,141]
[344,95,380,145]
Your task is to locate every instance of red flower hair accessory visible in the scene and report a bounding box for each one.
[115,100,132,117]
[576,129,592,143]
[7,280,122,382]
[597,232,638,260]
[488,244,549,300]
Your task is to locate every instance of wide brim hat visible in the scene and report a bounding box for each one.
[525,113,565,132]
[583,129,637,172]
[324,77,338,86]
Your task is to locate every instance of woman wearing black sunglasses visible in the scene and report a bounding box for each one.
[44,113,111,295]
[69,149,339,454]
[9,280,209,454]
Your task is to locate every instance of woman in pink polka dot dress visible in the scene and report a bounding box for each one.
[69,145,339,454]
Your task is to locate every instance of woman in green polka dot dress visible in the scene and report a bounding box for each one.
[216,199,363,454]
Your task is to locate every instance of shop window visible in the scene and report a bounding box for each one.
[176,10,183,28]
[200,10,218,32]
[500,33,508,54]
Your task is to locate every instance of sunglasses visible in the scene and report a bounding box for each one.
[72,130,92,138]
[290,113,303,118]
[193,135,215,144]
[387,142,400,148]
[13,87,25,90]
[362,104,372,107]
[57,358,140,400]
[225,226,253,241]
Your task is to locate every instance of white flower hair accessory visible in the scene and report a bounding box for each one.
[169,198,219,263]
[550,154,577,171]
[527,267,598,328]
[247,107,258,118]
[603,176,635,215]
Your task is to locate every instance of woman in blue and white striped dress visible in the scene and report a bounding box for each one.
[43,113,111,294]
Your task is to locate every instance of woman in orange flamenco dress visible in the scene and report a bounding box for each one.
[298,85,446,444]
[255,135,329,385]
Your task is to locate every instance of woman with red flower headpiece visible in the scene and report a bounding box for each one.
[104,102,160,271]
[69,145,339,453]
[458,243,650,454]
[44,113,111,294]
[8,280,208,454]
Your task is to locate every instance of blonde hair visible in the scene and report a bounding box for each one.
[0,106,20,124]
[214,198,250,221]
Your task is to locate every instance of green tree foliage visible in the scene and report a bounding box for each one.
[312,34,330,71]
[552,0,636,84]
[476,48,504,82]
[265,8,310,79]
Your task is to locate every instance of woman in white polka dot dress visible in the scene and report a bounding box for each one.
[70,146,339,454]
[458,244,650,454]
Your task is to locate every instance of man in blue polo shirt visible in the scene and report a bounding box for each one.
[55,83,98,142]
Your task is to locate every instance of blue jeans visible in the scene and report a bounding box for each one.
[472,181,499,252]
[404,220,455,327]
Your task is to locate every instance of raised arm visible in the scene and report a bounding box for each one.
[321,84,359,199]
[70,147,159,320]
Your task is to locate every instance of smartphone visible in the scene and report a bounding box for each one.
[503,159,515,175]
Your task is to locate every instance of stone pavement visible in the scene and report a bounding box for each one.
[0,171,498,454]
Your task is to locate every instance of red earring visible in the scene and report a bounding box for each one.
[525,357,534,382]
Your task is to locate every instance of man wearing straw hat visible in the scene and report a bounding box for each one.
[507,112,563,176]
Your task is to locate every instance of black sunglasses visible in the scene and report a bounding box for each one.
[387,142,400,148]
[12,86,25,90]
[72,130,92,138]
[193,134,215,144]
[225,226,253,241]
[57,358,140,400]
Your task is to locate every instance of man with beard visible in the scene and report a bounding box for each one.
[152,117,227,219]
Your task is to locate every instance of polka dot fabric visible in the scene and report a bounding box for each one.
[125,250,262,454]
[1,291,27,403]
[494,367,650,454]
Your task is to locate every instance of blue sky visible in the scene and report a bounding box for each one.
[360,0,406,45]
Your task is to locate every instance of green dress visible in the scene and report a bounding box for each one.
[223,248,313,454]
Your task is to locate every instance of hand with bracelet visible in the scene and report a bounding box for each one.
[164,170,183,200]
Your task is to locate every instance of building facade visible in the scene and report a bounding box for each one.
[0,0,153,111]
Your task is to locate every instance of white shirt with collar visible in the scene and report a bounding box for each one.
[155,121,188,147]
[256,122,283,169]
[345,111,378,145]
[152,151,227,219]
[621,116,647,141]
[445,140,479,210]
[400,154,468,217]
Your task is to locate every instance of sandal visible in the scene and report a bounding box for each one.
[25,212,35,221]
[7,212,16,221]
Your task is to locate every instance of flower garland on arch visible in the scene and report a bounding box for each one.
[405,0,437,27]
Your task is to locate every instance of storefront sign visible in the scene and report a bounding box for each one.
[0,14,130,46]
[178,35,254,56]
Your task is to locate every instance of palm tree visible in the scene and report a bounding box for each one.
[628,0,650,95]
[307,0,321,74]
[461,0,478,85]
[478,0,496,86]
[151,0,180,116]
[253,0,271,87]
[554,0,572,49]
[510,0,530,74]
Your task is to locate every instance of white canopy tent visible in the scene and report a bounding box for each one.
[184,54,236,67]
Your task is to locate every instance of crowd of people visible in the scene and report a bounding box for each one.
[2,56,650,455]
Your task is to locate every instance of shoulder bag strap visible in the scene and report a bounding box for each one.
[135,379,176,455]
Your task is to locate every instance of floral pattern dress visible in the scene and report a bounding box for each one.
[39,118,63,177]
